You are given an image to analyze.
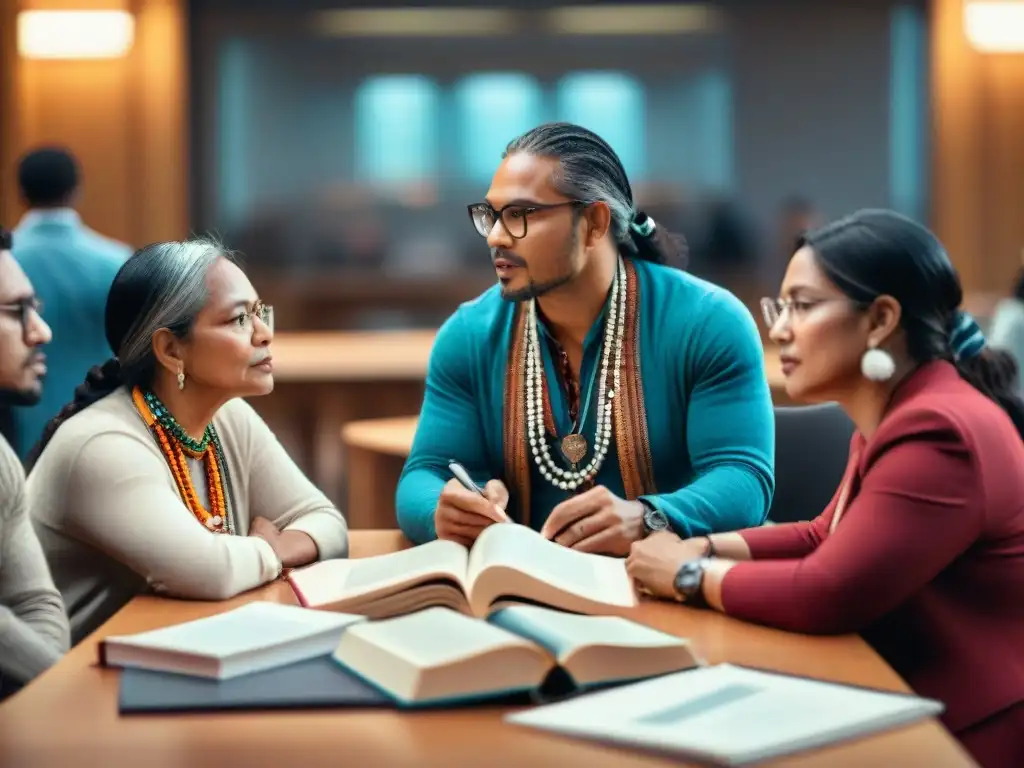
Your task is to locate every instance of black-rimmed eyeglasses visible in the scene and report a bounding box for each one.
[467,200,586,240]
[0,297,43,342]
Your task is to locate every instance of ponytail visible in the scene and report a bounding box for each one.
[26,357,123,471]
[954,349,1024,440]
[624,211,689,269]
[946,311,1024,440]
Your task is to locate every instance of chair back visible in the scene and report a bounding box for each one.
[769,403,856,524]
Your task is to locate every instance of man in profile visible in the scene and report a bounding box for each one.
[11,147,131,459]
[0,225,69,699]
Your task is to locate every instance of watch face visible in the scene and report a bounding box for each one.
[673,559,706,598]
[643,506,669,532]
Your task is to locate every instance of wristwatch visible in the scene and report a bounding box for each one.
[673,558,711,603]
[639,498,669,536]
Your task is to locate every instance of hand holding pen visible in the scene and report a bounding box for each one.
[433,460,511,547]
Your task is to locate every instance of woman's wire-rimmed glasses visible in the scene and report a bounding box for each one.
[237,300,274,334]
[760,296,852,330]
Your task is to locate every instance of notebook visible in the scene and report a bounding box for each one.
[331,605,701,707]
[506,663,945,765]
[99,601,365,679]
[287,523,637,620]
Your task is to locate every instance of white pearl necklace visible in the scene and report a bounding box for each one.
[525,256,626,491]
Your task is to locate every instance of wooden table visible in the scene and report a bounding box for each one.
[0,531,973,767]
[270,329,437,382]
[252,330,436,503]
[251,270,497,331]
[344,416,420,528]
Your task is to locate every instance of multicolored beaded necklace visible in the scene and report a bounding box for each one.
[131,386,235,534]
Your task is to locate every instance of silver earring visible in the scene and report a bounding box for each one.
[177,370,185,391]
[860,343,895,382]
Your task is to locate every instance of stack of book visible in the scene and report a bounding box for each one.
[98,525,943,764]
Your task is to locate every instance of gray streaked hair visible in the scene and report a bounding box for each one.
[504,122,637,250]
[502,122,686,267]
[116,238,224,372]
[25,236,233,470]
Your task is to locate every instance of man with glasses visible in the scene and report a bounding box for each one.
[0,226,70,700]
[396,123,775,556]
[10,147,131,460]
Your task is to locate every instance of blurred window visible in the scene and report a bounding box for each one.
[555,71,646,177]
[455,72,544,182]
[354,74,440,181]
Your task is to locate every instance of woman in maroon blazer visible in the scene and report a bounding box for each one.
[627,209,1024,766]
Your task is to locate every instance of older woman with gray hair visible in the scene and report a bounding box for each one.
[26,238,349,644]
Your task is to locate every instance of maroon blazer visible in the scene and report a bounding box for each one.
[722,361,1024,735]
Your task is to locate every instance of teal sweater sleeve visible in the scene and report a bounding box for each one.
[395,311,491,544]
[642,291,775,536]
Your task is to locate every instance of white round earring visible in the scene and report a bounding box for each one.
[860,344,895,382]
[177,370,185,391]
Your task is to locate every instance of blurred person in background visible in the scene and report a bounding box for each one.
[778,195,819,253]
[771,195,820,283]
[0,226,70,701]
[397,122,774,554]
[987,257,1024,397]
[10,147,131,461]
[694,195,759,300]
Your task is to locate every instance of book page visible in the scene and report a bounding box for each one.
[466,524,635,608]
[489,605,686,660]
[344,607,537,670]
[105,602,364,658]
[508,664,944,764]
[289,539,469,607]
[335,607,554,704]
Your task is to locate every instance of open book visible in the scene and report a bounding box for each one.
[332,604,701,706]
[98,602,365,680]
[288,524,637,620]
[507,664,945,765]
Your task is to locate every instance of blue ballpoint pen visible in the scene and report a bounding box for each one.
[448,460,511,522]
[448,460,485,496]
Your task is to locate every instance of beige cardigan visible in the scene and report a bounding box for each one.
[0,434,69,689]
[28,387,349,643]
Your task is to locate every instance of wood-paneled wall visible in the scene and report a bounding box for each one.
[0,0,188,248]
[1,0,1021,298]
[931,0,1024,294]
